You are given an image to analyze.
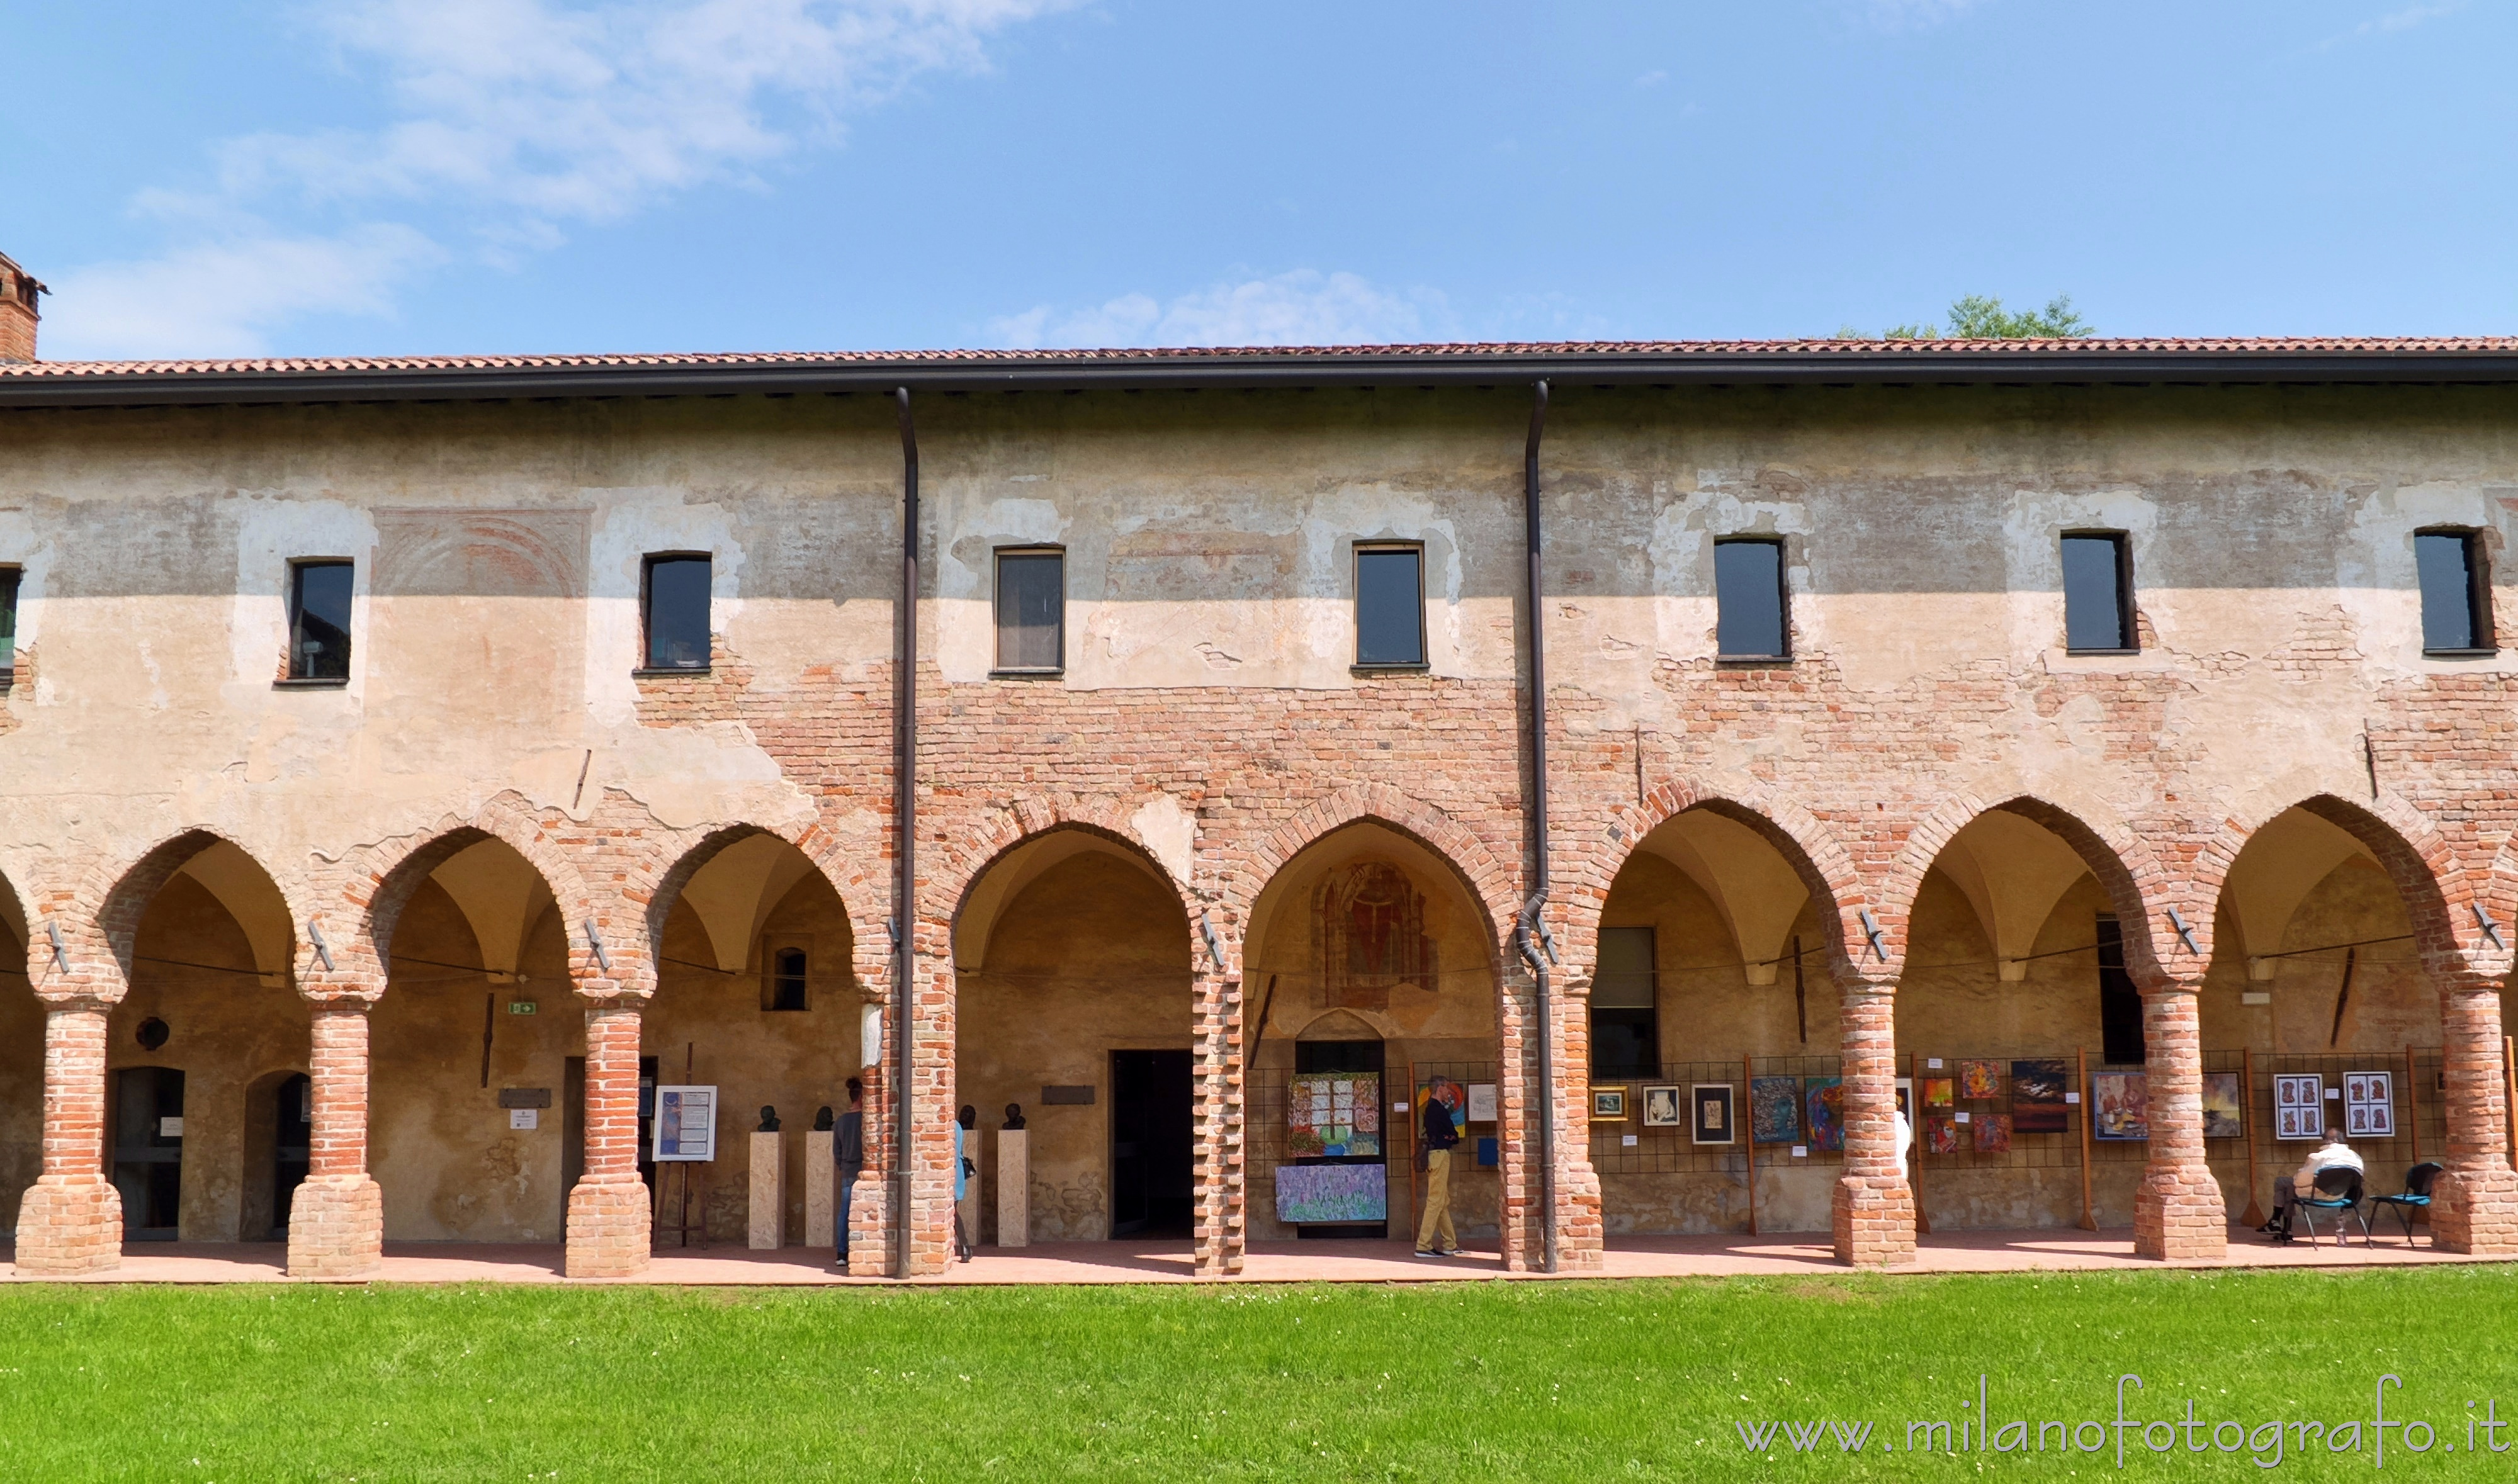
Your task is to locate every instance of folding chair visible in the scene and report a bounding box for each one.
[2292,1166,2369,1247]
[2369,1161,2442,1247]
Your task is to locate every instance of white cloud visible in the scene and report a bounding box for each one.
[1858,0,1992,29]
[993,271,1454,349]
[45,0,1070,359]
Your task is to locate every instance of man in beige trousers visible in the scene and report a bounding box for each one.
[1415,1078,1464,1256]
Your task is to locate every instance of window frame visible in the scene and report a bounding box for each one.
[1712,535,1792,663]
[1588,925,1661,1080]
[281,558,356,686]
[1351,541,1429,672]
[2415,526,2497,658]
[2059,529,2138,656]
[760,936,811,1013]
[991,546,1068,676]
[0,565,19,687]
[638,552,714,673]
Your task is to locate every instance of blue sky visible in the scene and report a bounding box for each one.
[2,1,2509,359]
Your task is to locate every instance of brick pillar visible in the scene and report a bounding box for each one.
[1552,972,1605,1271]
[846,1026,896,1277]
[1831,977,1915,1266]
[286,1001,384,1276]
[1192,968,1245,1277]
[565,1001,651,1277]
[2430,971,2518,1254]
[901,954,955,1277]
[13,1004,121,1274]
[2133,974,2224,1261]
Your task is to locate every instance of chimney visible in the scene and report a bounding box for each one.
[0,253,45,363]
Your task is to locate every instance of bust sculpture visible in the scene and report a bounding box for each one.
[757,1105,781,1133]
[813,1105,834,1132]
[1002,1102,1027,1130]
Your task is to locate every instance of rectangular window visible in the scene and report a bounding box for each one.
[2415,529,2493,654]
[994,549,1065,672]
[2096,915,2146,1065]
[1353,545,1425,668]
[1713,537,1787,660]
[761,938,810,1013]
[642,554,711,670]
[286,560,354,681]
[2061,532,2135,652]
[0,566,19,677]
[1589,926,1659,1079]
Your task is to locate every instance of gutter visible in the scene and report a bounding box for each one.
[1513,379,1563,1276]
[893,386,918,1278]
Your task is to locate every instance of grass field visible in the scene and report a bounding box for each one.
[4,1268,2517,1480]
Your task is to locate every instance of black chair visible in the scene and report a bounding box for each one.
[2292,1165,2370,1247]
[2369,1161,2443,1247]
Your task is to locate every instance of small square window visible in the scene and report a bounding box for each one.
[2061,532,2135,653]
[2415,529,2495,655]
[1354,546,1425,668]
[762,940,810,1013]
[1713,538,1788,660]
[994,549,1065,672]
[642,554,711,670]
[287,561,354,680]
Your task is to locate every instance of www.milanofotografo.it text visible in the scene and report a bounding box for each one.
[1734,1376,2510,1467]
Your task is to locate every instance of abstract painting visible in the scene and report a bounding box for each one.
[1804,1077,1845,1153]
[2091,1071,2148,1141]
[1960,1060,2002,1099]
[2201,1071,2244,1139]
[1923,1078,1955,1110]
[1750,1076,1802,1144]
[1287,1072,1381,1158]
[2011,1059,2069,1133]
[1926,1116,1962,1155]
[1972,1113,2014,1154]
[1274,1162,1388,1224]
[1690,1083,1735,1145]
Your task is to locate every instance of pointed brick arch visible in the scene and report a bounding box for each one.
[327,799,596,995]
[2215,792,2484,977]
[1224,783,1514,974]
[65,828,311,1003]
[927,794,1204,962]
[643,817,891,1004]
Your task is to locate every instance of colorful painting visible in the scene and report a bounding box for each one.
[1923,1077,1955,1110]
[1973,1112,2014,1154]
[1690,1083,1735,1145]
[2201,1071,2244,1139]
[1593,1086,1628,1121]
[1960,1060,2002,1100]
[1287,1072,1382,1158]
[2344,1071,2395,1138]
[1926,1116,1963,1155]
[2011,1059,2069,1133]
[1415,1079,1466,1145]
[1804,1077,1845,1153]
[1274,1162,1388,1224]
[2092,1071,2148,1141]
[1749,1076,1802,1144]
[2273,1074,2323,1141]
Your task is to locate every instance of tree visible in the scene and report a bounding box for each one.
[1849,293,2092,340]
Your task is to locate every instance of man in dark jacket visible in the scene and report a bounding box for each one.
[834,1077,864,1268]
[1415,1078,1464,1257]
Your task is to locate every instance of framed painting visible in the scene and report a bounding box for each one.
[2272,1075,2323,1140]
[2091,1071,2148,1141]
[1973,1112,2013,1154]
[1690,1083,1736,1145]
[1291,1072,1382,1159]
[2011,1059,2069,1133]
[2344,1071,2394,1138]
[1960,1060,2002,1100]
[1640,1084,1683,1129]
[1749,1076,1802,1144]
[1275,1163,1388,1225]
[1894,1077,1913,1120]
[1804,1077,1845,1153]
[1925,1116,1962,1155]
[2201,1071,2244,1139]
[1593,1086,1627,1121]
[1923,1077,1955,1110]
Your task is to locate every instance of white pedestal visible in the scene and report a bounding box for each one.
[996,1128,1029,1248]
[805,1129,835,1249]
[748,1130,785,1250]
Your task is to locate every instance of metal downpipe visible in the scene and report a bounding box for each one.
[1520,379,1560,1275]
[893,386,918,1278]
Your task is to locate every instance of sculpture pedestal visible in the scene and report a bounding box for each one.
[748,1130,785,1250]
[997,1128,1029,1247]
[805,1130,835,1249]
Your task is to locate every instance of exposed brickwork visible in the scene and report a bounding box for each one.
[566,1003,652,1277]
[286,1003,383,1277]
[13,1008,119,1273]
[2430,973,2518,1253]
[1831,983,1916,1266]
[2133,981,2225,1261]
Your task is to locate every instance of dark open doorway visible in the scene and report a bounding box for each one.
[1109,1048,1193,1239]
[1292,1038,1388,1240]
[271,1072,310,1238]
[111,1066,184,1240]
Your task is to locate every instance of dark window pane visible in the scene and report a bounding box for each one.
[1592,926,1656,1008]
[1355,548,1423,666]
[1589,1009,1659,1079]
[290,562,354,680]
[769,947,808,1012]
[995,552,1064,670]
[2416,532,2478,650]
[2096,916,2145,1065]
[0,568,19,653]
[645,556,711,669]
[2061,535,2128,650]
[1713,539,1785,657]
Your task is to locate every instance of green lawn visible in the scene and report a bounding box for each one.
[4,1268,2516,1480]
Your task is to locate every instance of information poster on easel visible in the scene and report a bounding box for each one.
[653,1085,720,1162]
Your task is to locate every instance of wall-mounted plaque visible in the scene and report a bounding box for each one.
[496,1087,552,1110]
[1041,1085,1095,1106]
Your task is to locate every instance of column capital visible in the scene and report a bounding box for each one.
[2430,957,2511,997]
[298,973,383,1008]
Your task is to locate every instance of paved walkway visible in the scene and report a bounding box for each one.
[0,1224,2491,1286]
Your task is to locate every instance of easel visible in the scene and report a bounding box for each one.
[1742,1053,1758,1237]
[2076,1047,2099,1232]
[652,1042,708,1250]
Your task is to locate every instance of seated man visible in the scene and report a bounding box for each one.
[2262,1125,2363,1240]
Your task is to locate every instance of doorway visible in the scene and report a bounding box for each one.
[271,1073,310,1238]
[1292,1038,1389,1239]
[1109,1049,1193,1238]
[111,1067,185,1240]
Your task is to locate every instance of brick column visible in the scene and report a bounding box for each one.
[2133,974,2225,1261]
[900,954,955,1277]
[1191,967,1245,1277]
[1552,972,1605,1271]
[1831,977,1915,1266]
[845,1015,896,1277]
[2429,970,2518,1253]
[286,1001,384,1276]
[565,1001,651,1278]
[13,1004,121,1274]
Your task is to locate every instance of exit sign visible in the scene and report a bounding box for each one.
[507,1001,537,1015]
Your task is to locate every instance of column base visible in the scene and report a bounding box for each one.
[2135,1162,2227,1261]
[565,1177,653,1278]
[12,1176,123,1274]
[1832,1173,1916,1267]
[1555,1166,1606,1272]
[847,1172,893,1277]
[286,1176,383,1278]
[2430,1164,2518,1254]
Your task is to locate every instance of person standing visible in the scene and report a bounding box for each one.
[833,1077,864,1268]
[1415,1079,1464,1257]
[954,1103,977,1263]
